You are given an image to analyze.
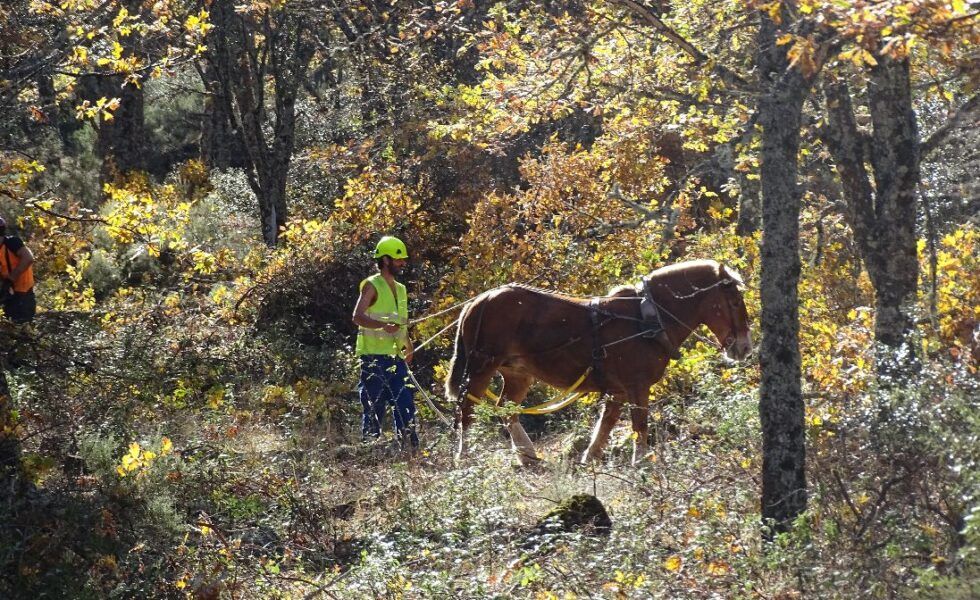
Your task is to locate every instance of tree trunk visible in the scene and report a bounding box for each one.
[820,55,920,378]
[0,367,21,493]
[867,56,920,375]
[204,2,313,246]
[756,13,809,534]
[736,169,762,236]
[78,73,147,184]
[200,63,248,170]
[37,74,81,154]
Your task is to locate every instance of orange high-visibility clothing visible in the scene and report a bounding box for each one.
[1,240,34,293]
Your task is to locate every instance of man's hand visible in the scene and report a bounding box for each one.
[404,346,414,365]
[382,323,400,334]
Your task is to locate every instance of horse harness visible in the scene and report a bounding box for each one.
[588,298,608,395]
[637,276,669,339]
[465,279,730,395]
[459,275,740,412]
[586,278,673,395]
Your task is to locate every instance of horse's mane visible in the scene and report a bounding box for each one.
[606,259,741,297]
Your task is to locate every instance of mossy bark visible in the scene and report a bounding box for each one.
[756,13,811,534]
[821,56,921,379]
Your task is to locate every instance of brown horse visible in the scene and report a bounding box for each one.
[445,259,752,465]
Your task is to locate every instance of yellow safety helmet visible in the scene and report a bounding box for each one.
[373,235,409,259]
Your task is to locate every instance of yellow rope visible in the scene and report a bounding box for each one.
[465,368,592,415]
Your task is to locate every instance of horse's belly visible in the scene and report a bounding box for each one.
[502,356,588,390]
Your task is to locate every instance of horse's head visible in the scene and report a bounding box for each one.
[702,264,753,361]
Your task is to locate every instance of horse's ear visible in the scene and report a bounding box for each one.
[719,264,747,290]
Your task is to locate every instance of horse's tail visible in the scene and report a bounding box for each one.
[445,301,472,403]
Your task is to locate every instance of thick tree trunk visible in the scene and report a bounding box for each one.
[867,56,920,375]
[37,74,81,154]
[821,55,920,378]
[756,14,809,534]
[78,73,146,184]
[200,64,248,170]
[77,0,149,185]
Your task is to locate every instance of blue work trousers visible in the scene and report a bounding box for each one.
[358,355,419,448]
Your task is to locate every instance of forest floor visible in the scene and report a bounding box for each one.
[176,401,789,599]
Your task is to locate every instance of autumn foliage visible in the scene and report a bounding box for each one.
[0,0,978,597]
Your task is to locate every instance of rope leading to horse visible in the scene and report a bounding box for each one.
[408,296,474,326]
[412,319,459,353]
[406,366,453,426]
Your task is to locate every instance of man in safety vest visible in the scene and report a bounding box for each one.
[351,235,419,449]
[0,216,36,324]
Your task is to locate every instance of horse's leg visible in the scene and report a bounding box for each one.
[581,397,623,464]
[629,392,651,465]
[500,371,537,466]
[455,396,473,461]
[454,364,497,461]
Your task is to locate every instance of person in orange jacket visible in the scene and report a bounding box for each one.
[0,216,36,323]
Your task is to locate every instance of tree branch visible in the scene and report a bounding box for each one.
[819,79,877,263]
[611,0,748,87]
[921,93,979,157]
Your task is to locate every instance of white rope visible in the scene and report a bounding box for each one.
[409,297,473,325]
[413,319,459,352]
[407,367,453,427]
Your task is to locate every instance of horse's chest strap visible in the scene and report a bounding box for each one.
[588,299,607,394]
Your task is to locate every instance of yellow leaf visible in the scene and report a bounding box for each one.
[706,561,730,575]
[766,2,782,24]
[161,437,173,454]
[113,7,129,28]
[663,555,682,572]
[776,34,794,46]
[859,49,878,67]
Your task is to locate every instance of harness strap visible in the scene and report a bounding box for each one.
[589,298,607,396]
[636,276,669,338]
[519,367,592,414]
[464,366,593,415]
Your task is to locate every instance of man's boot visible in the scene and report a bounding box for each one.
[654,330,681,360]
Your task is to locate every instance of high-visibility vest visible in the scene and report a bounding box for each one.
[355,273,408,357]
[0,239,34,293]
